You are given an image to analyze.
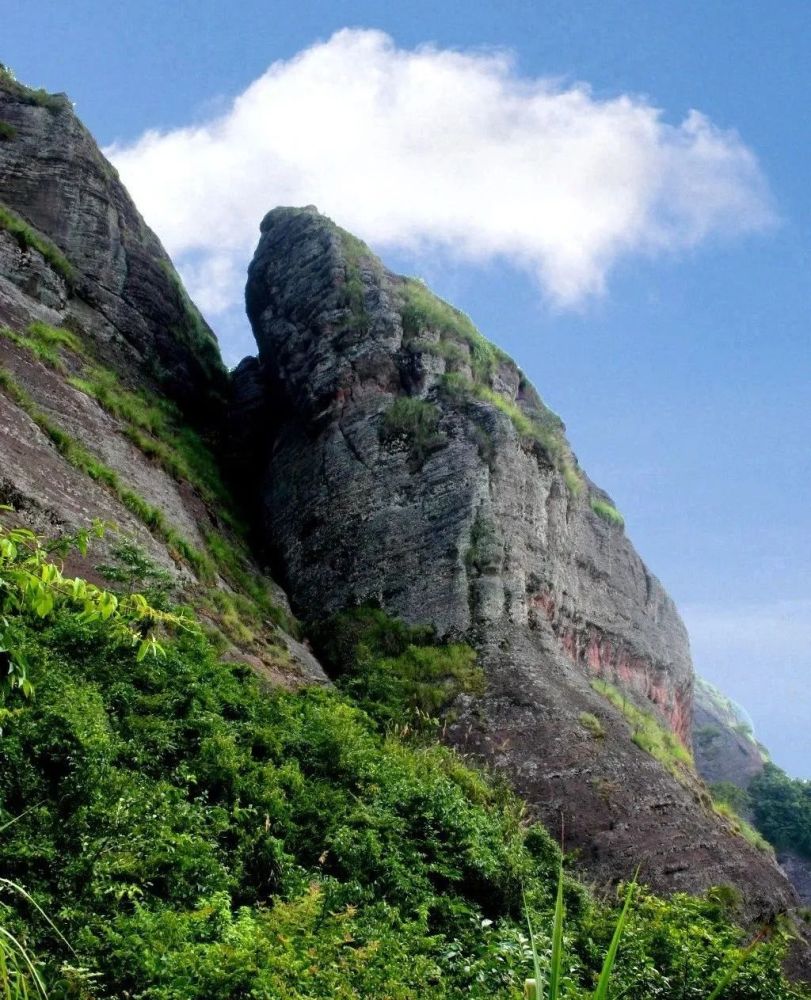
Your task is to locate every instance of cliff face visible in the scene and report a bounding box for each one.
[0,72,226,419]
[0,67,803,939]
[693,677,765,789]
[0,75,323,686]
[239,206,796,915]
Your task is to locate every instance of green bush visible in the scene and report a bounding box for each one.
[310,605,485,728]
[399,278,509,383]
[381,397,444,466]
[591,679,693,781]
[0,202,75,284]
[0,535,802,998]
[749,763,811,859]
[0,65,65,111]
[0,121,16,141]
[590,497,625,528]
[579,711,605,739]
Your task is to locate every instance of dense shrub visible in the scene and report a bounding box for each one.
[0,533,803,998]
[750,763,811,859]
[381,397,444,466]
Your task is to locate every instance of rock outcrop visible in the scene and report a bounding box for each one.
[0,71,226,420]
[238,205,798,918]
[693,676,765,789]
[0,75,323,685]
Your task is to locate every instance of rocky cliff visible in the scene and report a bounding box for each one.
[0,70,323,685]
[693,676,765,789]
[237,205,798,918]
[0,67,805,949]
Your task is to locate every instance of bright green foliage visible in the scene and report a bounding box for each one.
[578,712,605,739]
[712,802,773,855]
[96,541,174,604]
[1,322,82,371]
[68,363,236,519]
[0,535,803,998]
[0,203,75,285]
[590,679,693,781]
[310,606,485,729]
[0,519,188,718]
[396,278,584,494]
[0,65,64,111]
[399,278,510,383]
[710,781,752,814]
[381,397,444,466]
[589,499,624,529]
[749,763,811,859]
[0,366,215,583]
[592,875,636,1000]
[337,228,376,330]
[0,121,17,141]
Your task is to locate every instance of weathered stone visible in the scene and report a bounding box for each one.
[241,206,799,921]
[0,74,227,421]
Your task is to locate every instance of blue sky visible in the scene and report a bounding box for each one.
[5,1,810,776]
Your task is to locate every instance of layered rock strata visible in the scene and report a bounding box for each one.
[239,206,798,917]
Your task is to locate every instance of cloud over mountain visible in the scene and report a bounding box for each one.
[107,28,774,320]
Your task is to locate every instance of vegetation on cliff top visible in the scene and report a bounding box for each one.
[0,202,75,285]
[0,522,804,999]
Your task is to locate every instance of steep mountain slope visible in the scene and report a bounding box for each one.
[0,67,807,983]
[238,205,798,918]
[693,677,765,789]
[0,69,323,685]
[693,679,811,907]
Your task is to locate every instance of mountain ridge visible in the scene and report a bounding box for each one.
[1,69,810,987]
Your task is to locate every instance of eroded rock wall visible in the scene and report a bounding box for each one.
[240,206,797,916]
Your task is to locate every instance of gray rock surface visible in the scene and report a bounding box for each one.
[0,81,324,687]
[0,73,227,420]
[241,205,799,919]
[693,676,765,789]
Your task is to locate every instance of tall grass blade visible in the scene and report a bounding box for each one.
[523,888,544,1000]
[0,928,47,999]
[0,805,41,836]
[549,864,565,1000]
[592,872,637,1000]
[0,881,73,955]
[705,943,757,1000]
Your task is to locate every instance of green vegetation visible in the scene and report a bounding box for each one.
[579,711,605,739]
[1,322,82,371]
[158,261,225,383]
[381,397,444,466]
[399,277,510,383]
[749,763,811,860]
[591,679,693,781]
[0,202,75,285]
[0,320,293,641]
[712,801,773,856]
[67,361,236,517]
[440,371,583,490]
[0,526,802,998]
[589,498,624,529]
[395,276,585,494]
[0,65,64,112]
[0,366,214,582]
[336,228,375,330]
[310,605,485,729]
[0,121,16,141]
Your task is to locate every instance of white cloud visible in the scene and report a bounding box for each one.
[106,28,774,329]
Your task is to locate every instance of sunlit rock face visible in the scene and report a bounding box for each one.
[237,206,795,916]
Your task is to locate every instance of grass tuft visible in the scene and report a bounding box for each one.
[0,202,75,285]
[591,678,693,781]
[590,497,625,528]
